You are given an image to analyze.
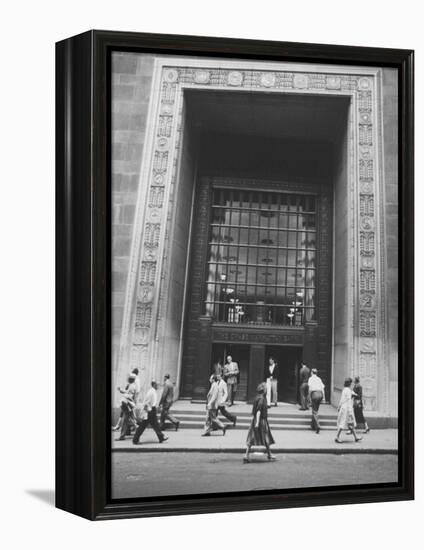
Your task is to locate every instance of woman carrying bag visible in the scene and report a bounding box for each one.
[243,383,276,463]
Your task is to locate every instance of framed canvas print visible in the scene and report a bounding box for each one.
[56,30,414,520]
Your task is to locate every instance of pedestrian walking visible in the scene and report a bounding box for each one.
[202,375,227,436]
[335,378,363,443]
[298,361,311,410]
[223,355,239,406]
[265,356,279,407]
[159,374,180,431]
[308,368,325,434]
[115,374,138,440]
[243,383,276,463]
[112,368,140,432]
[132,381,168,444]
[216,373,237,426]
[351,376,370,433]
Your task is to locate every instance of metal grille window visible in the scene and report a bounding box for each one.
[204,188,317,326]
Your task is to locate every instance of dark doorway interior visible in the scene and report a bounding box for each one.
[211,343,301,404]
[265,346,302,403]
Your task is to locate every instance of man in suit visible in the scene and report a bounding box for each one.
[299,361,311,410]
[132,381,168,444]
[216,373,237,426]
[265,356,279,407]
[223,355,239,406]
[202,375,227,436]
[159,374,180,431]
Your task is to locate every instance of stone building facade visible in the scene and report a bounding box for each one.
[111,53,398,420]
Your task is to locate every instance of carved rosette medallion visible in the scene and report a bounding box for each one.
[358,77,371,90]
[194,70,210,84]
[157,137,169,151]
[293,74,308,89]
[148,208,162,223]
[123,64,382,410]
[360,146,372,160]
[227,71,243,86]
[260,72,276,88]
[360,338,376,353]
[360,293,376,309]
[164,68,178,83]
[360,181,373,194]
[160,104,173,116]
[360,112,372,124]
[361,256,375,269]
[360,216,375,231]
[144,246,157,262]
[326,76,341,89]
[139,285,154,304]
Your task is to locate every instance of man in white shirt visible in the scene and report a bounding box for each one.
[133,381,168,444]
[308,368,325,434]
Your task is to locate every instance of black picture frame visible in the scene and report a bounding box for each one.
[56,30,414,520]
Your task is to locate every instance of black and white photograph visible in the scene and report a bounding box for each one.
[110,52,400,499]
[3,0,420,541]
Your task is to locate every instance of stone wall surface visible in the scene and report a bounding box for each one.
[111,53,155,393]
[381,68,398,416]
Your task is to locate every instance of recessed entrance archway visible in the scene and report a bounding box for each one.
[115,58,389,413]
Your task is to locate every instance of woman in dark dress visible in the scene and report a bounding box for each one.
[243,383,276,463]
[352,376,370,433]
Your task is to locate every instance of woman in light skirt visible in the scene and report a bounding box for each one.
[243,383,276,462]
[335,377,363,443]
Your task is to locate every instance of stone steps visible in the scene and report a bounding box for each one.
[165,408,337,431]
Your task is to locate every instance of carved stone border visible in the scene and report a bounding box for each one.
[118,58,386,411]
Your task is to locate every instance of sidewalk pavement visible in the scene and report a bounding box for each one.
[112,427,398,455]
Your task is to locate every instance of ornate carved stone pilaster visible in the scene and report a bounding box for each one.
[356,77,379,410]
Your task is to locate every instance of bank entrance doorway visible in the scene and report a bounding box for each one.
[211,343,302,404]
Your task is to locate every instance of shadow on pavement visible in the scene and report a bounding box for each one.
[25,489,55,507]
